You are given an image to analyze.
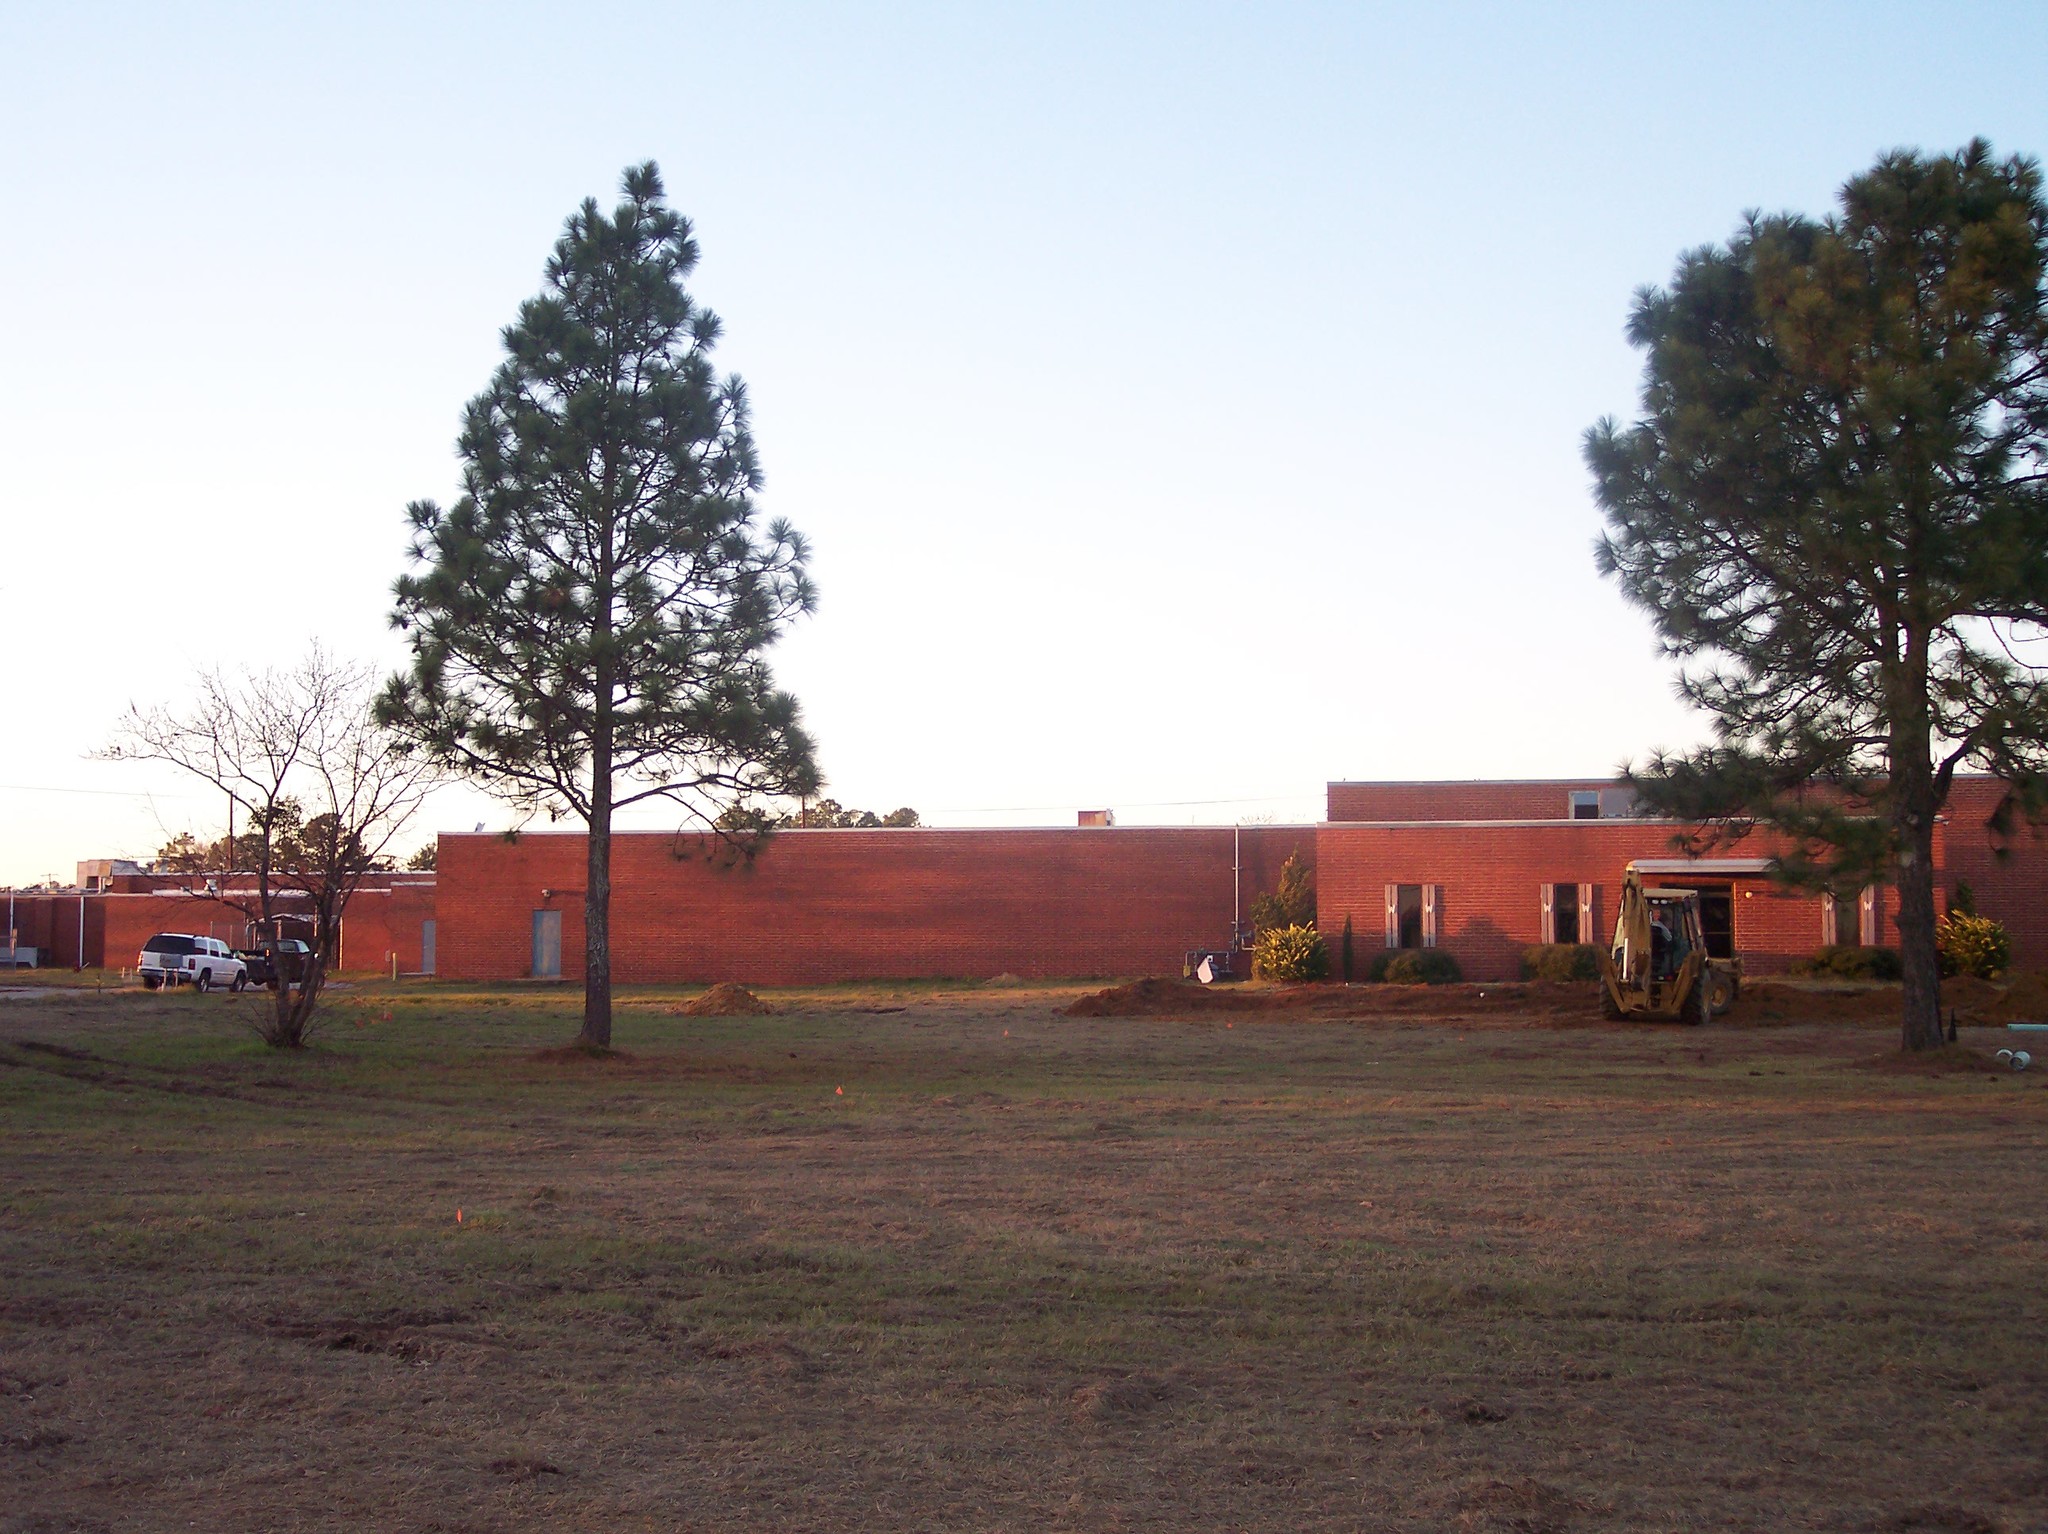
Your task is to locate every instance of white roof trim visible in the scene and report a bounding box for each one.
[1628,858,1774,875]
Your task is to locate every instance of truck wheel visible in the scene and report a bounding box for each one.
[1686,975,1710,1026]
[194,970,211,994]
[230,972,247,993]
[142,975,161,992]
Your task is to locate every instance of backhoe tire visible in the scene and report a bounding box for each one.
[1704,970,1737,1017]
[1686,976,1710,1027]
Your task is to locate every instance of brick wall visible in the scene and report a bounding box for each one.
[1940,777,2048,967]
[4,881,437,975]
[1327,780,1621,823]
[436,826,1313,984]
[1313,820,1845,981]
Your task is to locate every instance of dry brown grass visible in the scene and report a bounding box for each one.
[1,978,2044,1531]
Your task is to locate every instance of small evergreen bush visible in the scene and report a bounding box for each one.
[1790,945,1902,981]
[1382,949,1462,985]
[1521,943,1602,982]
[1249,849,1317,933]
[1937,910,2011,979]
[1253,924,1329,982]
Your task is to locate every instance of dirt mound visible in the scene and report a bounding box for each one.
[1064,977,1601,1023]
[676,983,774,1017]
[1941,975,2007,1013]
[1734,982,1901,1024]
[1065,978,1312,1016]
[1068,1373,1190,1422]
[1980,970,2048,1023]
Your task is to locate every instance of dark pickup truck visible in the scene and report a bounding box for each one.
[234,939,313,989]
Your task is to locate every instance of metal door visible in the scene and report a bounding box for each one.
[531,910,561,978]
[421,920,437,976]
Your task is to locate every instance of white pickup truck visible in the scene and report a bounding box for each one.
[138,933,248,993]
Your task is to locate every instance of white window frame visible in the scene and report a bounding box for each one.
[1540,882,1596,945]
[1385,884,1442,949]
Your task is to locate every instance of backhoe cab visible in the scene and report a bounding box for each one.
[1599,868,1741,1023]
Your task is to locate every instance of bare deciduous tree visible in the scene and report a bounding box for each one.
[104,647,436,1047]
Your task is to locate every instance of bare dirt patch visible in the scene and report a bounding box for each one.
[1848,1044,2018,1077]
[1980,969,2048,1023]
[1066,976,1596,1022]
[675,982,776,1016]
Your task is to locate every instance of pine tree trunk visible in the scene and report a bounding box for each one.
[582,758,613,1049]
[1895,766,1945,1053]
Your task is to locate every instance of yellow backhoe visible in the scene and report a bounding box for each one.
[1599,868,1741,1023]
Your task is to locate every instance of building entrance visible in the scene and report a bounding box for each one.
[1696,886,1733,959]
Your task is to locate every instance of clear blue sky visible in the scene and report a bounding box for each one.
[3,2,2044,883]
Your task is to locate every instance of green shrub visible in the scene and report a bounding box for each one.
[1790,945,1902,981]
[1521,943,1602,982]
[1937,910,2011,979]
[1249,850,1316,933]
[1381,949,1462,985]
[1253,924,1329,982]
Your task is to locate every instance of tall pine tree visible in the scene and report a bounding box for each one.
[1588,141,2048,1050]
[380,164,818,1047]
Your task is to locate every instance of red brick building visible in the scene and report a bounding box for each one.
[14,776,2046,984]
[421,776,2048,985]
[431,824,1309,985]
[3,872,437,976]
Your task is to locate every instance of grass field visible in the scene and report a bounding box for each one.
[2,976,2045,1532]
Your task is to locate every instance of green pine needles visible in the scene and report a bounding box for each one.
[378,164,819,1046]
[1587,140,2048,1051]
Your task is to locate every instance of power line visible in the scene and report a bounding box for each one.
[0,782,199,799]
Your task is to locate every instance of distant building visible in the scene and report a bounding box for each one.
[20,775,2048,981]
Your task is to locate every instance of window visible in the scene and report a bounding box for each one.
[1568,791,1601,820]
[1822,887,1880,947]
[1384,884,1441,949]
[1541,882,1596,945]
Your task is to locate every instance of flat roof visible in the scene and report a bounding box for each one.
[1324,777,1621,788]
[438,823,1323,837]
[1318,818,1688,830]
